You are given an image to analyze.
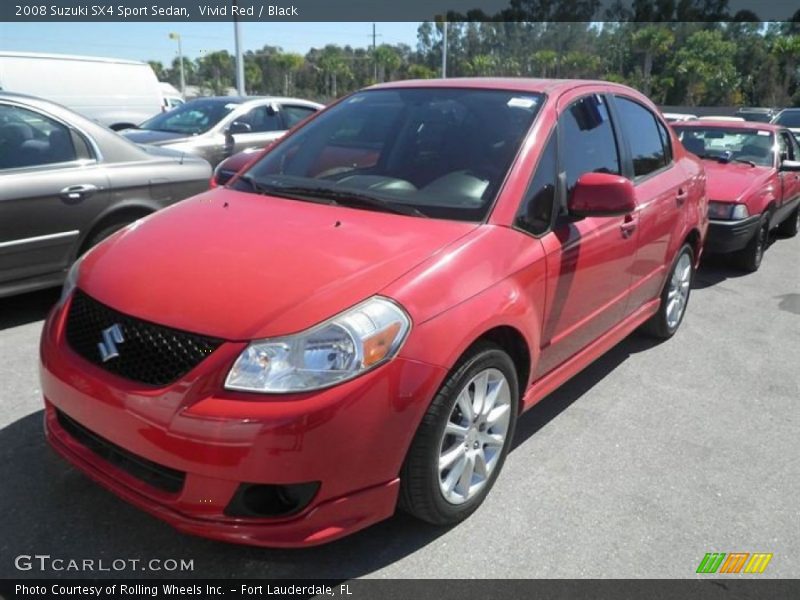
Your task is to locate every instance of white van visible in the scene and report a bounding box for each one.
[0,51,163,130]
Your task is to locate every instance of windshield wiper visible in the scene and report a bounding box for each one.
[244,181,429,218]
[698,154,756,167]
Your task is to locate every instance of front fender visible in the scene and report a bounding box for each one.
[399,275,544,391]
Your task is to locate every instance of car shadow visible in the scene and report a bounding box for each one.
[511,332,659,450]
[0,332,661,580]
[0,288,59,331]
[692,254,749,289]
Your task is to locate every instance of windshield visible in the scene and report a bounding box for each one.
[235,88,544,221]
[673,126,775,167]
[139,99,239,135]
[774,111,800,128]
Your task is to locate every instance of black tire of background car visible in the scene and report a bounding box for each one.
[81,220,136,255]
[398,341,519,525]
[641,243,695,340]
[777,205,800,238]
[736,217,770,272]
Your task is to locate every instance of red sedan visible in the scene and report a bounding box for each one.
[41,78,707,547]
[672,120,800,271]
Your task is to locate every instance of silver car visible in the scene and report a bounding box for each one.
[0,92,211,298]
[121,96,323,167]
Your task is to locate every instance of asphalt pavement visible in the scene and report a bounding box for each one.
[0,231,798,579]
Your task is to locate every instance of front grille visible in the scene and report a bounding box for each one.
[65,289,223,386]
[57,410,186,494]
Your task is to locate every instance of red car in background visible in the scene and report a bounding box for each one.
[41,79,707,547]
[211,147,262,187]
[673,121,800,271]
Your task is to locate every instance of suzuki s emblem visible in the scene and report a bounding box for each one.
[98,324,125,362]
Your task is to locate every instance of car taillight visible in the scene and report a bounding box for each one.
[209,176,218,189]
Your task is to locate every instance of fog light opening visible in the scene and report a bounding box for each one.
[225,482,319,518]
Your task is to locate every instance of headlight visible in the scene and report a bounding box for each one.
[708,201,749,220]
[225,297,411,393]
[60,257,82,304]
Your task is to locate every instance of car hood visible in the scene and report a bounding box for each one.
[120,129,191,146]
[701,160,774,202]
[79,189,477,341]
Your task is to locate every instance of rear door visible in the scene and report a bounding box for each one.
[609,94,686,313]
[0,101,109,285]
[534,93,637,377]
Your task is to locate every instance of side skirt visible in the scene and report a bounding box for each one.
[521,298,661,412]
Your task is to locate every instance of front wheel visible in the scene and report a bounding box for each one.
[641,243,694,339]
[735,217,769,272]
[399,342,519,525]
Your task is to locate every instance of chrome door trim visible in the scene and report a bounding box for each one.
[0,230,80,249]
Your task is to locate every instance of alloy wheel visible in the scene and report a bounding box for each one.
[666,252,692,330]
[437,368,512,505]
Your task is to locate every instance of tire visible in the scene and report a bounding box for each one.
[735,216,769,272]
[80,219,136,255]
[777,205,800,238]
[641,243,694,340]
[399,341,519,525]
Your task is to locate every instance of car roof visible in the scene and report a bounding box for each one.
[674,119,783,132]
[184,96,323,108]
[367,77,642,97]
[0,50,147,66]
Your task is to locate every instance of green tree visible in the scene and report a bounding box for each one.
[147,60,166,80]
[374,45,401,82]
[631,25,674,96]
[672,30,739,105]
[197,51,234,95]
[772,36,800,105]
[273,52,305,95]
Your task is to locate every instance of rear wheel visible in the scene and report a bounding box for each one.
[777,205,800,238]
[80,216,145,255]
[399,342,519,525]
[641,243,694,339]
[735,217,769,272]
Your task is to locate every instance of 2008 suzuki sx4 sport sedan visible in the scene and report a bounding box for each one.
[41,79,708,547]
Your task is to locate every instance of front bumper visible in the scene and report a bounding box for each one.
[40,297,447,547]
[704,215,761,254]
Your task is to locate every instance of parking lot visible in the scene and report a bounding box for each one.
[0,233,798,579]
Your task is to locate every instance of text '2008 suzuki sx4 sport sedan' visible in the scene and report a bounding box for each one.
[40,79,708,547]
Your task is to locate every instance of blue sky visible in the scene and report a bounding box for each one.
[0,22,422,65]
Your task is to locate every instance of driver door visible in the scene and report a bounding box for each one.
[225,104,286,158]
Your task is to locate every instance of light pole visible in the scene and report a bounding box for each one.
[233,1,245,95]
[169,32,185,97]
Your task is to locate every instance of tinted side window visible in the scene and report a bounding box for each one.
[788,132,800,161]
[240,106,283,133]
[614,96,668,177]
[778,132,792,161]
[0,104,77,170]
[516,133,557,235]
[560,95,620,197]
[283,105,317,128]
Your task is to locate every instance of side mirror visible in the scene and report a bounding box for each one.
[227,120,252,135]
[779,159,800,172]
[568,172,637,217]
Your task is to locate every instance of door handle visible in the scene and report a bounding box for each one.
[676,188,688,206]
[59,184,98,201]
[620,215,637,239]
